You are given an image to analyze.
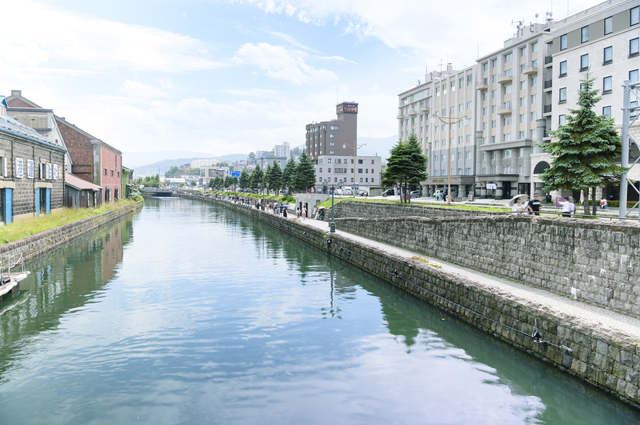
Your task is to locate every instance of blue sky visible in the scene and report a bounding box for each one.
[1,0,601,159]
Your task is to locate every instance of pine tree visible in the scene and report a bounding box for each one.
[282,158,297,191]
[294,152,316,192]
[250,165,263,190]
[405,134,428,204]
[270,161,283,194]
[264,164,273,194]
[239,169,250,189]
[540,73,625,215]
[382,140,411,203]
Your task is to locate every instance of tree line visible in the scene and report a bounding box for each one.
[209,153,316,194]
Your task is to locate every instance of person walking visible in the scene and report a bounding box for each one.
[512,198,525,214]
[283,207,288,217]
[600,198,607,209]
[302,206,307,220]
[527,194,542,216]
[560,196,575,218]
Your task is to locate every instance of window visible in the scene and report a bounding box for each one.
[491,135,496,143]
[558,88,567,103]
[467,168,471,175]
[482,92,487,101]
[503,150,511,158]
[482,107,487,116]
[530,94,537,104]
[559,114,566,125]
[631,38,640,57]
[531,76,537,87]
[520,46,526,57]
[483,122,487,130]
[450,106,455,115]
[104,168,107,176]
[458,152,463,160]
[327,168,331,173]
[519,97,525,107]
[459,78,464,88]
[519,114,525,123]
[604,16,613,35]
[491,58,497,68]
[631,69,640,83]
[604,46,613,64]
[450,81,455,92]
[491,120,496,129]
[465,151,471,159]
[504,52,513,63]
[632,6,639,26]
[357,169,362,173]
[531,42,538,52]
[503,166,511,173]
[371,159,375,164]
[504,133,511,142]
[504,116,512,126]
[435,140,439,148]
[560,34,568,51]
[482,167,486,174]
[436,87,440,97]
[504,84,512,94]
[329,150,335,154]
[459,104,464,112]
[330,134,335,138]
[111,170,114,177]
[467,75,472,86]
[482,63,488,72]
[358,159,363,164]
[434,170,438,176]
[581,26,589,43]
[329,142,334,146]
[492,74,497,83]
[458,136,463,145]
[492,105,497,113]
[531,129,536,138]
[602,106,611,119]
[466,135,471,143]
[603,76,612,93]
[580,54,589,71]
[519,148,524,157]
[559,61,567,77]
[492,90,497,99]
[466,101,472,109]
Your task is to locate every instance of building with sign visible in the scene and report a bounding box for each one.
[0,96,66,224]
[305,102,359,162]
[314,155,382,193]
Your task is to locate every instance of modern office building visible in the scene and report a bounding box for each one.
[305,102,359,162]
[314,155,382,193]
[190,158,217,168]
[531,0,640,199]
[397,64,477,197]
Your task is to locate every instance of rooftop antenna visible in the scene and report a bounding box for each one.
[437,59,443,73]
[535,12,539,24]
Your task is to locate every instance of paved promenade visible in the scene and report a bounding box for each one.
[288,213,640,339]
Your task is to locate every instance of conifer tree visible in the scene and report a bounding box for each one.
[405,134,428,203]
[540,73,625,215]
[294,152,316,192]
[239,169,250,190]
[282,158,297,191]
[250,165,263,190]
[269,161,283,194]
[264,164,273,194]
[382,140,411,203]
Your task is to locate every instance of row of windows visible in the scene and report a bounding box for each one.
[318,168,375,174]
[480,149,525,160]
[318,158,374,164]
[481,43,539,72]
[558,70,639,102]
[433,168,473,176]
[103,168,120,178]
[317,177,375,183]
[432,135,473,148]
[479,166,524,175]
[557,39,639,77]
[480,130,536,144]
[560,7,639,51]
[433,151,473,162]
[434,75,474,97]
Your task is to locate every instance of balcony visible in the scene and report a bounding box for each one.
[408,108,418,116]
[421,104,430,113]
[544,55,553,65]
[543,104,552,114]
[497,101,512,115]
[397,113,405,120]
[522,62,538,75]
[544,79,552,89]
[476,77,489,91]
[497,70,513,84]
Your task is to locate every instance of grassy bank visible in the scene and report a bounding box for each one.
[199,190,296,204]
[0,199,139,245]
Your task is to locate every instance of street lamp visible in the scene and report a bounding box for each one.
[343,142,366,198]
[432,114,467,204]
[325,178,342,233]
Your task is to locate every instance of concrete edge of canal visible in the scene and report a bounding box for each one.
[183,194,640,410]
[0,200,143,266]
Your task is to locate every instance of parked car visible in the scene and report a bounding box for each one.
[334,189,343,195]
[381,189,395,197]
[410,190,422,198]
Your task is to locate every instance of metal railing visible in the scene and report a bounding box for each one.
[544,80,552,89]
[499,70,513,78]
[544,104,552,113]
[501,101,512,110]
[0,253,25,284]
[544,55,553,64]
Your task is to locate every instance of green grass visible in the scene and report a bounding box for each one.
[199,190,295,203]
[0,199,139,245]
[316,198,510,212]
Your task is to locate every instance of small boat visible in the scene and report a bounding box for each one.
[0,253,30,299]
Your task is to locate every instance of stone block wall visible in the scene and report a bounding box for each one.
[335,215,640,318]
[333,201,504,220]
[189,194,640,408]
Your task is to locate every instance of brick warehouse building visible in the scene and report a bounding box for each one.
[55,117,122,203]
[0,96,65,224]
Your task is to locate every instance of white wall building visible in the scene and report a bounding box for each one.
[314,155,382,193]
[190,158,217,168]
[273,142,290,158]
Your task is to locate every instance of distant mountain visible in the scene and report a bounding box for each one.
[123,151,248,169]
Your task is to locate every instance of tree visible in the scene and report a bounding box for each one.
[382,140,412,203]
[282,158,297,191]
[250,165,263,190]
[248,152,256,164]
[239,169,250,189]
[269,161,283,194]
[404,134,429,203]
[209,178,214,188]
[264,164,273,194]
[293,152,316,192]
[540,73,625,215]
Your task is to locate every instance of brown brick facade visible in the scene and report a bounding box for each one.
[7,98,35,109]
[56,118,93,183]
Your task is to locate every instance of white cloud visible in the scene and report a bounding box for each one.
[315,55,358,65]
[242,0,605,69]
[0,1,225,72]
[120,81,168,99]
[233,43,336,85]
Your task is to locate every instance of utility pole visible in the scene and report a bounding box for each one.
[433,114,467,204]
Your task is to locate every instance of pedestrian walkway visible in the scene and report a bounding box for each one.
[290,214,640,339]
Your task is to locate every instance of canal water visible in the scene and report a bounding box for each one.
[0,197,639,424]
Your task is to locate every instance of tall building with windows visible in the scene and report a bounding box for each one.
[474,22,551,199]
[531,0,640,199]
[273,141,291,158]
[398,64,477,197]
[305,102,358,162]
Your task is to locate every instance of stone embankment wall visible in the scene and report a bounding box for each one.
[0,201,143,266]
[333,201,505,220]
[183,194,640,408]
[335,215,640,319]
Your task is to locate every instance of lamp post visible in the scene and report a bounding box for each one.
[325,178,341,233]
[343,142,366,198]
[432,114,467,204]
